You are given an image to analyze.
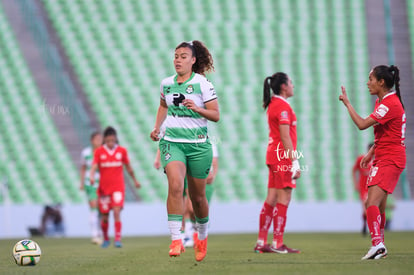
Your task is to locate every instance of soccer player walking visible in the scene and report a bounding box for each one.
[80,131,103,244]
[254,72,301,254]
[150,40,219,261]
[339,65,406,260]
[90,126,141,248]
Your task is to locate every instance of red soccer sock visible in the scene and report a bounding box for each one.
[366,205,382,246]
[101,220,109,241]
[273,203,288,248]
[380,212,386,243]
[115,221,122,242]
[257,202,274,244]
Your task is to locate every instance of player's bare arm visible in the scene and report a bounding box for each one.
[339,86,377,130]
[183,98,219,122]
[89,163,98,185]
[352,166,359,191]
[206,157,219,184]
[154,148,161,170]
[360,144,375,169]
[279,124,300,179]
[125,163,141,188]
[150,99,168,141]
[80,164,86,190]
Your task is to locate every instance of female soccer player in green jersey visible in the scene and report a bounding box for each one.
[150,40,219,262]
[80,131,103,244]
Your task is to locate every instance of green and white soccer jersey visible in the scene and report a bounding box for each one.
[160,72,217,143]
[81,147,100,186]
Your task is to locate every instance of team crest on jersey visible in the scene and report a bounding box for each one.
[186,85,194,94]
[374,104,389,119]
[115,152,122,160]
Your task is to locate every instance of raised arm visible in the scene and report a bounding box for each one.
[339,86,376,130]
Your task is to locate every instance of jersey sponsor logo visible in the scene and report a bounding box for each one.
[172,93,186,106]
[115,152,122,160]
[210,87,216,96]
[101,161,123,167]
[280,111,288,119]
[186,85,194,94]
[100,154,107,160]
[374,104,389,119]
[165,153,171,161]
[165,87,171,94]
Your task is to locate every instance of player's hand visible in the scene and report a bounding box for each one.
[339,86,350,106]
[183,99,200,112]
[89,177,95,186]
[153,159,161,170]
[79,182,84,191]
[291,159,301,179]
[206,173,215,184]
[134,179,141,188]
[150,128,160,141]
[360,154,372,169]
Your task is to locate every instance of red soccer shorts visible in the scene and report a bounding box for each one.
[267,163,296,189]
[98,191,125,214]
[367,163,403,194]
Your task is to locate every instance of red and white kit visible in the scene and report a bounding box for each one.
[266,95,297,189]
[93,144,130,213]
[368,92,406,193]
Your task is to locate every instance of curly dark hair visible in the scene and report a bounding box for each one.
[175,40,214,75]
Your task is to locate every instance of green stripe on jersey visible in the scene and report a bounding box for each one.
[167,106,203,119]
[164,127,207,141]
[163,82,202,96]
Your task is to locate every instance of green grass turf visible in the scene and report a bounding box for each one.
[1,232,414,275]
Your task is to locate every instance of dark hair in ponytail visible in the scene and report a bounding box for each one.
[263,72,289,109]
[175,40,214,76]
[372,65,404,109]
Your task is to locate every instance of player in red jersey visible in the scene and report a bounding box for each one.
[340,65,406,260]
[89,126,141,248]
[352,143,374,236]
[254,72,301,254]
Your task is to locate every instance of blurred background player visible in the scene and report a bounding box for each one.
[183,143,219,248]
[80,131,103,244]
[254,72,301,254]
[40,204,65,237]
[352,143,374,236]
[90,126,141,248]
[339,65,406,260]
[150,40,219,261]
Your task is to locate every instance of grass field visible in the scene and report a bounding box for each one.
[1,232,414,275]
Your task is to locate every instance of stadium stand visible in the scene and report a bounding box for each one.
[39,0,374,202]
[0,4,82,204]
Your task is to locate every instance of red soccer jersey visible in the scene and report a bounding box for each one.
[369,92,406,168]
[353,155,370,200]
[266,95,297,164]
[93,145,130,195]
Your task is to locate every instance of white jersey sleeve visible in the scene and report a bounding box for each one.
[80,147,89,165]
[201,79,217,103]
